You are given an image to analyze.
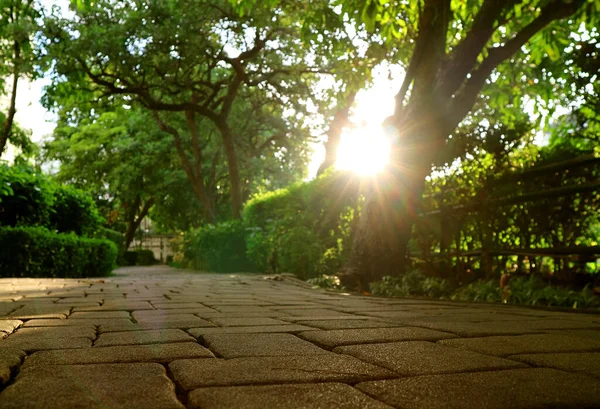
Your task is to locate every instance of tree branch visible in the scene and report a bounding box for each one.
[438,0,518,99]
[446,0,584,134]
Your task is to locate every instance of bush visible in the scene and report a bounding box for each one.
[0,164,54,227]
[135,249,156,266]
[184,220,255,272]
[96,227,125,248]
[307,274,343,290]
[0,164,102,236]
[242,170,359,279]
[50,185,102,235]
[0,226,117,278]
[370,270,600,309]
[370,270,454,299]
[122,251,138,266]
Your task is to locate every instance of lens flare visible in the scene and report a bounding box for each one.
[335,125,391,175]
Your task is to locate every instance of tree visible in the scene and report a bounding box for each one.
[42,0,327,219]
[0,0,39,157]
[45,107,173,249]
[335,0,598,283]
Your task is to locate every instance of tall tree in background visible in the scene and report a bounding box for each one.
[45,108,173,249]
[42,0,327,219]
[0,0,39,157]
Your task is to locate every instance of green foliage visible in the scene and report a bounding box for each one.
[135,249,156,266]
[120,249,156,266]
[0,164,54,227]
[95,227,124,250]
[50,185,102,235]
[0,164,102,236]
[451,280,503,303]
[506,276,600,308]
[184,221,256,273]
[370,270,454,299]
[0,226,117,278]
[371,272,600,309]
[243,171,359,279]
[122,251,138,267]
[307,274,343,290]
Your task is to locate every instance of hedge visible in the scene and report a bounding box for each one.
[183,220,256,272]
[0,164,102,235]
[121,249,157,266]
[178,171,359,278]
[0,226,117,278]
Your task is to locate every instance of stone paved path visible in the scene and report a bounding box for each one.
[1,266,600,408]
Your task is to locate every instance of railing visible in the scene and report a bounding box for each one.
[414,154,600,280]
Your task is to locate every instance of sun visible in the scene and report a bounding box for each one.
[335,125,391,175]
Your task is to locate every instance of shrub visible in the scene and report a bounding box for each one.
[0,164,102,236]
[122,251,138,266]
[370,269,600,309]
[242,170,359,279]
[50,185,102,235]
[370,270,454,299]
[135,249,156,266]
[0,164,54,227]
[96,227,124,248]
[307,274,343,290]
[184,220,256,272]
[0,226,117,278]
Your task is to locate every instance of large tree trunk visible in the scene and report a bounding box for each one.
[317,91,357,176]
[0,42,20,158]
[216,120,243,219]
[349,102,444,287]
[124,196,155,250]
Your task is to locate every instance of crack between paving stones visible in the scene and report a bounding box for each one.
[0,349,28,395]
[162,363,189,408]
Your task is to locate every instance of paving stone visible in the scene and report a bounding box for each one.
[335,341,525,375]
[294,319,397,330]
[0,320,22,335]
[202,333,329,358]
[73,301,155,311]
[280,315,375,322]
[209,317,289,327]
[23,318,134,327]
[275,308,357,317]
[0,336,91,352]
[0,363,184,409]
[187,325,314,337]
[439,334,600,357]
[132,310,212,319]
[0,348,25,385]
[24,342,214,367]
[151,302,205,309]
[69,311,131,319]
[135,316,216,329]
[169,353,396,390]
[406,320,545,336]
[298,327,456,348]
[8,304,71,319]
[196,311,290,319]
[187,383,393,409]
[511,352,600,378]
[9,326,96,339]
[95,329,195,347]
[545,329,600,341]
[355,368,600,409]
[212,306,273,313]
[55,298,101,304]
[98,321,144,332]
